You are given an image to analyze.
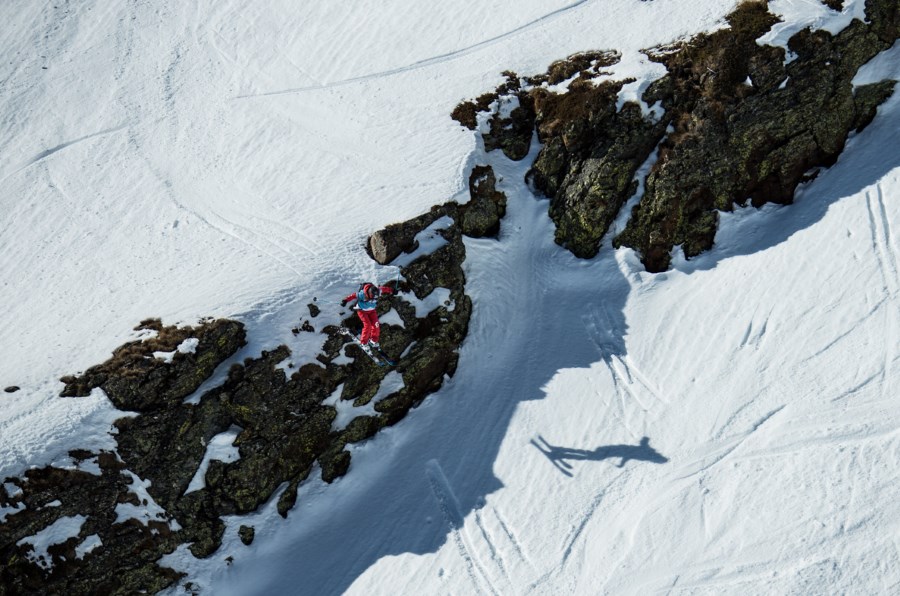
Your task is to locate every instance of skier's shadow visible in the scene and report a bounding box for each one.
[531,435,668,477]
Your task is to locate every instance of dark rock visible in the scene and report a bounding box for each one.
[483,85,536,161]
[319,449,351,483]
[451,72,522,130]
[615,0,898,271]
[367,206,448,265]
[59,319,246,411]
[307,302,321,318]
[460,165,507,238]
[537,51,620,86]
[457,50,665,258]
[455,1,897,271]
[238,525,255,546]
[4,386,19,393]
[0,453,185,595]
[532,80,669,258]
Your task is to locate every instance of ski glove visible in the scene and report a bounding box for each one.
[340,299,348,307]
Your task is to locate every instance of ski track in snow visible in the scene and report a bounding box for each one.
[491,506,533,569]
[867,184,900,298]
[677,406,787,481]
[425,459,504,596]
[233,0,595,99]
[0,125,129,185]
[866,184,899,405]
[582,304,670,438]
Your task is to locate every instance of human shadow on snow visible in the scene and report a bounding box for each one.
[530,435,668,477]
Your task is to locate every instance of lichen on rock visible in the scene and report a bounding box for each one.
[614,0,899,271]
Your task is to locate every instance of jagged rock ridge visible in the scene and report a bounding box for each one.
[454,0,899,271]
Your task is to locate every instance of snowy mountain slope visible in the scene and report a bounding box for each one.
[169,83,900,596]
[0,0,740,496]
[2,0,899,594]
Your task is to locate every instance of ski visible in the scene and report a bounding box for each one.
[370,345,397,367]
[339,327,395,366]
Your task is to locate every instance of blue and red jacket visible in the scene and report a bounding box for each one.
[343,284,394,311]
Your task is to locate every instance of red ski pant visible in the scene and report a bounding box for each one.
[357,309,381,344]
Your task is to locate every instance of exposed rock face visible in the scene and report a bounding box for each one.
[238,525,254,546]
[461,165,507,238]
[0,451,185,594]
[614,0,899,271]
[456,0,899,271]
[532,77,670,258]
[59,318,247,411]
[2,165,499,594]
[367,206,447,265]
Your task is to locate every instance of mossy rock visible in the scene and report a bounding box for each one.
[460,165,507,238]
[238,525,255,546]
[614,0,897,271]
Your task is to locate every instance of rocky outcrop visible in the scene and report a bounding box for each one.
[0,452,185,594]
[59,318,246,411]
[454,0,899,271]
[532,76,670,258]
[367,206,447,265]
[461,165,507,238]
[614,0,899,271]
[2,163,503,594]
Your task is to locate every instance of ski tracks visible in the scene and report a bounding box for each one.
[864,185,899,402]
[678,405,786,481]
[738,314,769,351]
[866,184,900,298]
[233,0,596,99]
[582,306,669,428]
[426,460,529,595]
[0,125,129,186]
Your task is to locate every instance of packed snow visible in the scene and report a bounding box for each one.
[152,337,200,363]
[185,426,244,495]
[2,0,899,594]
[16,514,86,570]
[116,471,181,530]
[74,534,103,560]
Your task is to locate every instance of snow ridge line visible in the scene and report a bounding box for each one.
[233,0,595,99]
[425,459,501,596]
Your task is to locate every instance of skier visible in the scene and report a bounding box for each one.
[340,281,395,350]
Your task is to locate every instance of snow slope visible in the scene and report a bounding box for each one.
[0,0,736,478]
[2,0,899,594]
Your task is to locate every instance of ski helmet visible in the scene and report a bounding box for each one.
[363,283,379,300]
